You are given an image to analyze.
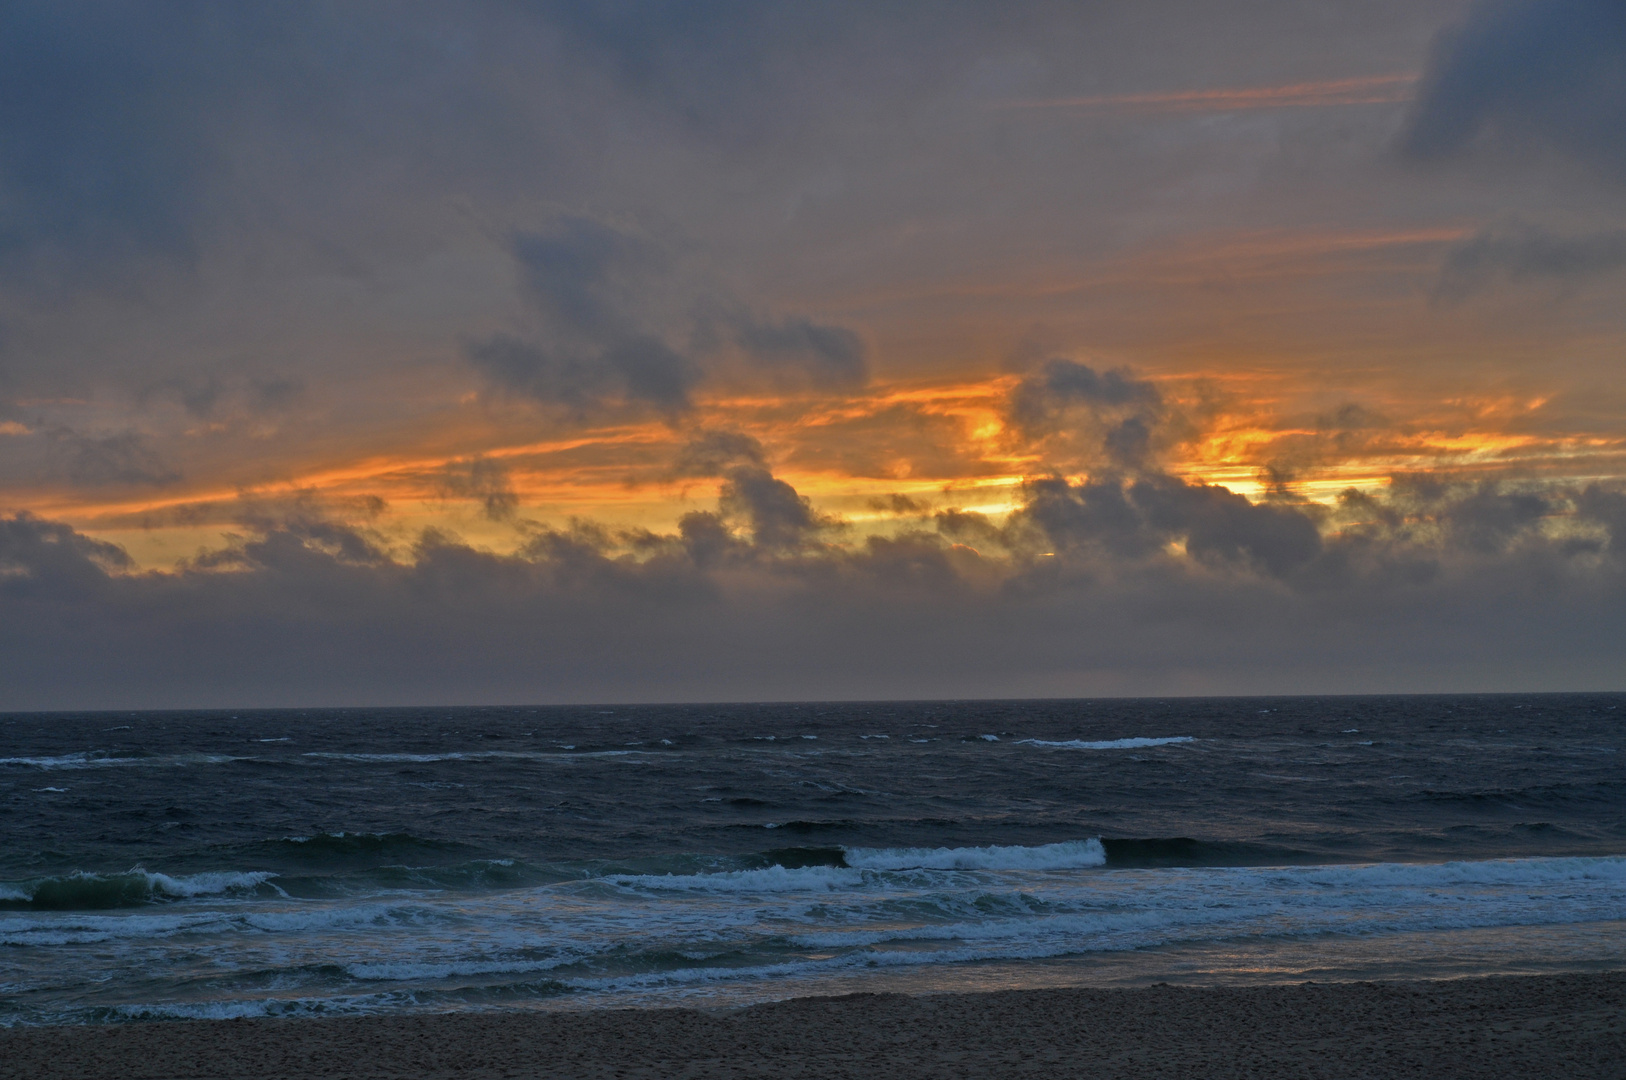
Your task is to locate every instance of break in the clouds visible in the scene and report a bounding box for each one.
[1,0,1624,706]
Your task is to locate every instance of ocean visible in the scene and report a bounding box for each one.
[2,694,1624,1024]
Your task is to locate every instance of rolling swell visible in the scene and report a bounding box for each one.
[252,831,469,863]
[1099,838,1316,868]
[0,870,279,910]
[1407,780,1626,810]
[739,846,850,870]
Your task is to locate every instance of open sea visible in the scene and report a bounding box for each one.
[3,694,1625,1024]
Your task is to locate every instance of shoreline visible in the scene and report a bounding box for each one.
[3,972,1623,1079]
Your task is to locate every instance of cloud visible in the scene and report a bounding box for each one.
[47,429,181,487]
[0,511,130,583]
[670,431,830,550]
[143,373,309,421]
[3,467,1623,708]
[1011,472,1323,575]
[1402,0,1626,178]
[717,465,833,550]
[468,218,702,413]
[1436,223,1626,298]
[672,429,767,477]
[435,456,521,521]
[0,2,214,271]
[1006,359,1173,469]
[468,216,867,414]
[108,494,389,536]
[869,493,933,517]
[731,315,868,388]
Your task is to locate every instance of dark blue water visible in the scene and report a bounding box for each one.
[3,695,1624,1023]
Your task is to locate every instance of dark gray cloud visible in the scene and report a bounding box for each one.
[143,374,308,420]
[1437,223,1626,298]
[1011,360,1161,417]
[1403,0,1626,178]
[517,0,1015,146]
[0,2,214,270]
[3,468,1622,708]
[731,316,868,388]
[869,493,933,517]
[0,511,130,582]
[1316,404,1391,432]
[435,457,520,521]
[467,218,702,412]
[509,219,673,342]
[672,429,767,477]
[1007,359,1172,470]
[48,429,181,487]
[93,490,391,533]
[717,465,831,551]
[1011,473,1323,575]
[0,1,562,283]
[671,430,830,550]
[468,217,866,413]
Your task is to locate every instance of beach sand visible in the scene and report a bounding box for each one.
[3,972,1623,1079]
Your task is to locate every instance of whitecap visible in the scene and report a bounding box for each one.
[1016,736,1195,750]
[843,839,1106,872]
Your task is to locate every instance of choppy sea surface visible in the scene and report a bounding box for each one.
[2,694,1624,1024]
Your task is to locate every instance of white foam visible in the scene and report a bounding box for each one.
[843,839,1107,871]
[1016,736,1195,750]
[0,868,277,906]
[304,751,507,763]
[302,749,644,763]
[146,870,280,898]
[606,865,866,893]
[344,957,569,981]
[1288,855,1626,890]
[0,752,135,769]
[0,752,240,770]
[11,851,1626,1024]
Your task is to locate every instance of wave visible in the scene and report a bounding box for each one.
[0,751,240,770]
[1290,853,1626,889]
[1407,780,1626,809]
[1099,837,1316,868]
[0,869,279,911]
[737,846,850,870]
[605,864,867,893]
[1015,736,1195,750]
[269,831,462,857]
[301,749,647,763]
[843,839,1106,871]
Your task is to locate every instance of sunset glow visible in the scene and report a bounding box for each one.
[3,0,1624,706]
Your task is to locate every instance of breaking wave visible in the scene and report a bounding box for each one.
[1015,736,1196,750]
[843,839,1107,871]
[0,870,279,911]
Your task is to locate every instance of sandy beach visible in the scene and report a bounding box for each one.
[3,972,1622,1079]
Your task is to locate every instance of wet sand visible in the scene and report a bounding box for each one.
[3,972,1623,1079]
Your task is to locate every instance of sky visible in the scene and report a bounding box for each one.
[2,0,1625,708]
